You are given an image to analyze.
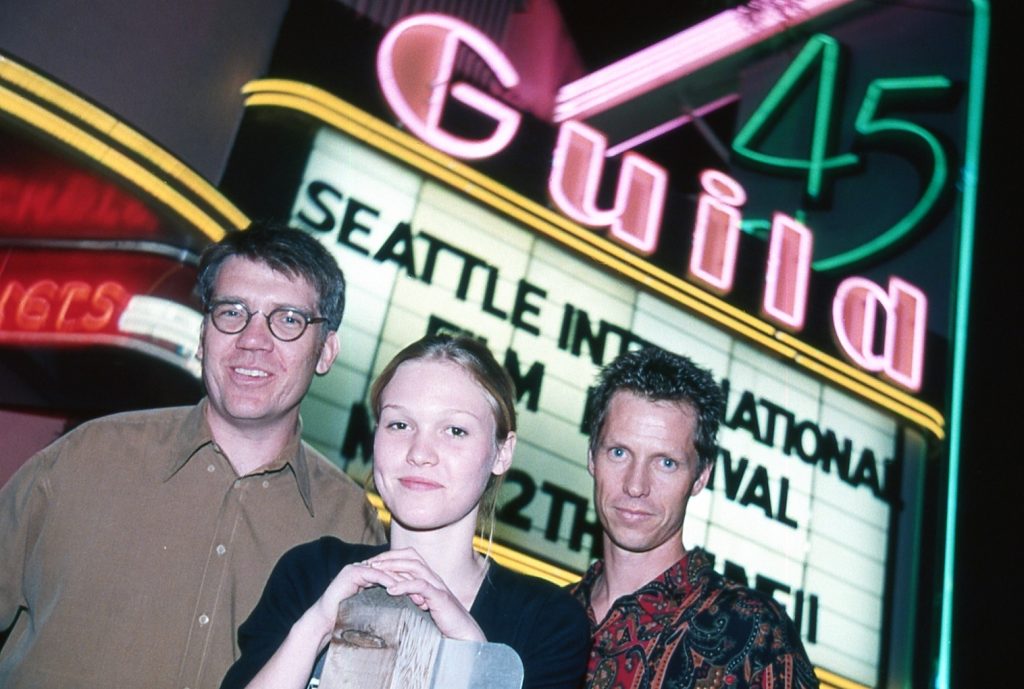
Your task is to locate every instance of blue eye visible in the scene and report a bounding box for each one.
[659,457,679,470]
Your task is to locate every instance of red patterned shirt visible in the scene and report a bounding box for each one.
[570,549,819,689]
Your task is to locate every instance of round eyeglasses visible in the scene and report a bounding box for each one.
[206,302,327,342]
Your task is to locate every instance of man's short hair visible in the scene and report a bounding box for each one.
[196,222,346,332]
[587,347,724,471]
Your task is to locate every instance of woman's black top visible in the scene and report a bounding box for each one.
[220,537,589,689]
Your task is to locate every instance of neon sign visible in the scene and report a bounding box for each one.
[548,119,666,255]
[377,13,522,160]
[0,249,200,349]
[375,12,940,392]
[0,278,128,334]
[0,171,159,235]
[731,35,953,270]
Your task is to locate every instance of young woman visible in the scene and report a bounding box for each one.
[220,335,590,689]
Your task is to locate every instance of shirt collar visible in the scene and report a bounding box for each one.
[579,548,708,609]
[163,399,317,517]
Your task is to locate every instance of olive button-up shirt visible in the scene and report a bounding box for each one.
[0,401,384,689]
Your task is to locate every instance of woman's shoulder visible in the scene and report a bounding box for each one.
[475,561,589,634]
[475,561,591,689]
[484,561,575,601]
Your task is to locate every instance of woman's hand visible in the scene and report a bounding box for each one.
[307,561,400,648]
[364,548,487,643]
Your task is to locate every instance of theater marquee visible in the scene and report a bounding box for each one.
[222,2,987,687]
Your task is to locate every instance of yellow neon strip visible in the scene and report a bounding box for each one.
[777,332,945,428]
[242,80,945,438]
[815,668,871,689]
[364,493,579,585]
[0,55,248,232]
[797,355,944,439]
[0,84,229,241]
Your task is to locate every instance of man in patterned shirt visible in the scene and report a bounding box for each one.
[572,347,819,689]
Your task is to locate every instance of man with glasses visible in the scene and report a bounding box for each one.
[0,224,384,689]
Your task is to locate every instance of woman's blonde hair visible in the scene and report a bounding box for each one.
[369,334,517,544]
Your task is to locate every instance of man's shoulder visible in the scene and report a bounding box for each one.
[300,442,367,495]
[697,565,794,622]
[33,404,196,464]
[71,404,195,436]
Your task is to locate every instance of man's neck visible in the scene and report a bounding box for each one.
[206,410,299,476]
[591,537,686,622]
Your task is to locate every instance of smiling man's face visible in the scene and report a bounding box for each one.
[198,256,338,436]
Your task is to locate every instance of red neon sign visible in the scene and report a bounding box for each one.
[0,171,159,235]
[0,279,129,335]
[0,249,198,346]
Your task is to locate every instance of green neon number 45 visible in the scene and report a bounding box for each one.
[731,34,953,271]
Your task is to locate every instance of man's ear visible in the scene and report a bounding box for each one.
[691,460,713,497]
[315,331,340,375]
[492,432,516,476]
[587,448,596,477]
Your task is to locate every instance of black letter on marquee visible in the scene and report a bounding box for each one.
[504,349,544,412]
[510,279,546,336]
[497,468,534,531]
[338,197,379,256]
[340,402,374,467]
[541,482,602,556]
[373,222,417,277]
[726,390,762,443]
[297,181,342,232]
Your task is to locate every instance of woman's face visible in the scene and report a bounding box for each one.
[373,358,514,533]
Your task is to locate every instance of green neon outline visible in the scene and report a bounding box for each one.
[936,4,988,688]
[814,76,953,271]
[732,34,858,200]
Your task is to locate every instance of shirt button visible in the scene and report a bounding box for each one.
[198,614,210,626]
[207,464,216,473]
[216,544,226,556]
[262,480,270,488]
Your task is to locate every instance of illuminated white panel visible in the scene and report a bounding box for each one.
[516,418,589,494]
[811,500,886,561]
[530,238,637,303]
[632,291,733,372]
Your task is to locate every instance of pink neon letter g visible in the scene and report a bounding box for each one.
[377,13,522,160]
